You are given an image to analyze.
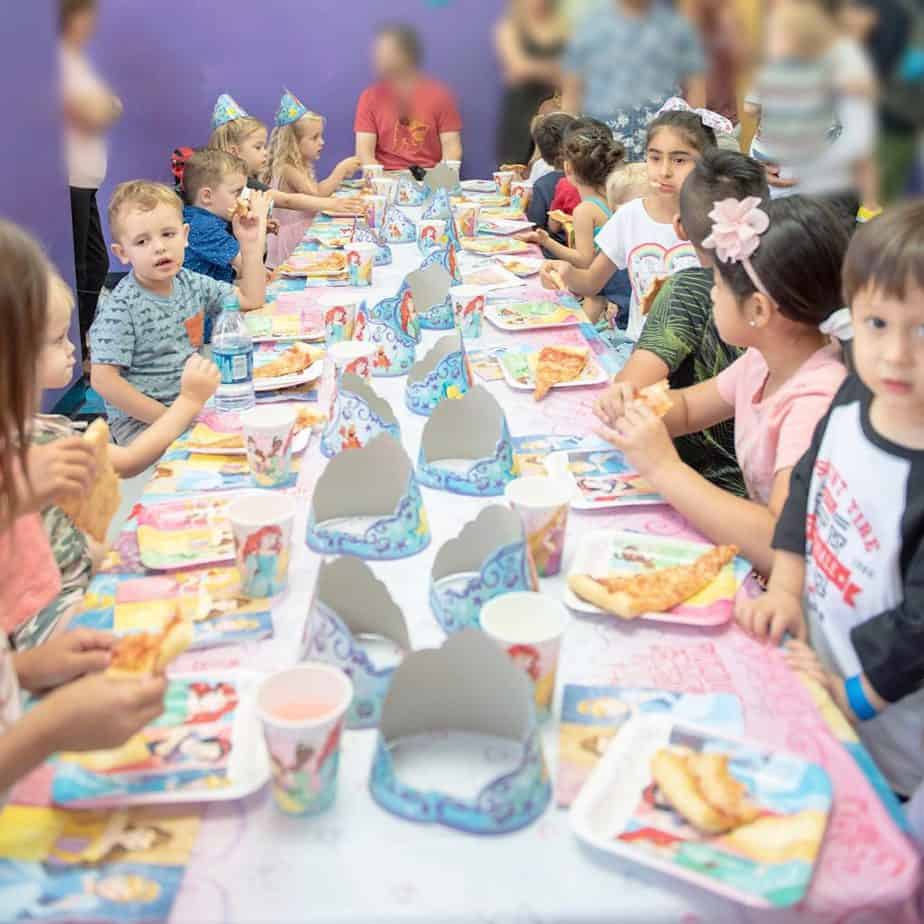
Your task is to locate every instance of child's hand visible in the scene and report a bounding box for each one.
[232,191,271,246]
[266,218,280,235]
[179,354,220,407]
[540,260,570,291]
[325,196,364,215]
[14,628,115,693]
[517,229,548,246]
[337,156,362,178]
[39,672,167,752]
[595,403,679,480]
[783,639,833,692]
[594,382,638,428]
[24,438,96,511]
[736,588,807,644]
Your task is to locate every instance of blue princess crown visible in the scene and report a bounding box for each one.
[351,221,392,266]
[422,187,452,221]
[306,434,431,561]
[429,505,537,634]
[397,175,428,206]
[211,93,250,130]
[369,629,551,834]
[381,205,417,244]
[301,557,409,730]
[403,262,453,331]
[417,387,515,496]
[405,332,472,416]
[354,293,419,377]
[321,372,401,457]
[275,88,309,127]
[421,241,462,285]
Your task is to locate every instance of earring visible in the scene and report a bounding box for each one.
[748,320,757,327]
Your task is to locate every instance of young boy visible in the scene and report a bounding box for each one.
[526,111,576,235]
[597,148,770,495]
[90,181,267,445]
[738,201,924,798]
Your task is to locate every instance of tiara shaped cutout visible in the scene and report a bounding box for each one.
[321,372,401,457]
[405,332,472,417]
[381,205,417,244]
[404,263,454,331]
[354,293,419,377]
[351,221,392,265]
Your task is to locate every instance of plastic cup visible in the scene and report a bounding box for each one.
[493,170,515,197]
[454,203,481,238]
[257,663,353,816]
[361,164,383,189]
[318,292,360,346]
[241,405,297,489]
[511,181,533,213]
[417,218,447,254]
[505,476,574,578]
[450,285,488,339]
[480,592,568,722]
[371,177,398,204]
[228,492,296,598]
[319,339,376,413]
[344,242,376,287]
[363,195,388,230]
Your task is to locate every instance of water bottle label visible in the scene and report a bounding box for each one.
[213,348,253,385]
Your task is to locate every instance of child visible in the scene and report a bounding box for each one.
[602,148,771,496]
[541,109,716,340]
[525,111,576,233]
[519,120,625,323]
[595,195,848,577]
[90,181,265,446]
[737,202,924,798]
[264,90,362,268]
[20,273,220,649]
[0,219,166,797]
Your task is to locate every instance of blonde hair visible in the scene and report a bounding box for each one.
[181,149,246,205]
[48,270,76,320]
[768,1,835,58]
[208,116,266,155]
[263,114,324,187]
[108,181,184,241]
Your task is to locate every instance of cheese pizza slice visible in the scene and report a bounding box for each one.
[253,342,321,380]
[533,346,589,401]
[636,379,673,418]
[108,612,193,678]
[568,544,737,619]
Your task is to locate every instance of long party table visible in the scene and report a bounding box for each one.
[62,207,924,921]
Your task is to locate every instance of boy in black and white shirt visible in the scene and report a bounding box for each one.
[737,202,924,798]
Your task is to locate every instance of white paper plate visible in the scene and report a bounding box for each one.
[182,427,311,457]
[498,349,608,393]
[559,451,665,511]
[484,301,585,332]
[478,218,535,236]
[253,360,322,392]
[460,179,497,193]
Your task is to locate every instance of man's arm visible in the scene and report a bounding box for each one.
[560,72,583,115]
[439,132,463,163]
[684,73,707,110]
[356,133,378,164]
[90,364,167,425]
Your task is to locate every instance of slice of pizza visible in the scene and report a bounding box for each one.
[640,275,668,316]
[108,612,193,678]
[651,748,739,834]
[533,346,589,401]
[187,424,245,452]
[294,406,327,433]
[567,544,737,619]
[58,419,121,544]
[635,379,673,418]
[686,752,761,827]
[253,343,321,379]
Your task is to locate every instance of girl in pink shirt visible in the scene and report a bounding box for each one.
[596,195,848,576]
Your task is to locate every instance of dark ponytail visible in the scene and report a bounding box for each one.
[562,118,625,187]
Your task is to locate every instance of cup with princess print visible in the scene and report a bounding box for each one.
[480,592,568,723]
[229,493,295,599]
[511,181,533,213]
[319,339,376,413]
[454,203,481,238]
[417,218,446,253]
[257,663,353,816]
[363,195,388,231]
[450,285,488,339]
[505,475,574,578]
[344,242,376,288]
[318,292,360,346]
[493,170,516,197]
[371,177,398,204]
[240,405,297,489]
[361,163,383,190]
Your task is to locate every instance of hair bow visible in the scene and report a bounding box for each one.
[819,308,853,341]
[656,97,735,137]
[702,197,771,297]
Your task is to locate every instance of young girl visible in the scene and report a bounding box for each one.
[519,119,625,323]
[17,274,220,649]
[263,90,362,267]
[541,109,717,340]
[737,202,924,798]
[595,195,849,577]
[0,219,166,796]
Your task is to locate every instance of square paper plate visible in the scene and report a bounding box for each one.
[460,263,524,290]
[570,715,832,909]
[175,409,312,457]
[485,299,585,332]
[461,237,531,256]
[495,256,543,278]
[565,530,750,627]
[477,218,535,236]
[51,672,270,808]
[136,496,237,571]
[499,349,609,392]
[564,449,663,509]
[253,343,322,392]
[460,179,497,193]
[278,251,348,278]
[245,310,324,343]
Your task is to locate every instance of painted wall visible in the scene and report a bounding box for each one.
[93,0,506,260]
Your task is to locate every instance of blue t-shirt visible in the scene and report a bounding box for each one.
[527,170,564,232]
[183,205,239,283]
[89,269,234,436]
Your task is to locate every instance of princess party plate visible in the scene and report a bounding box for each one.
[460,179,497,193]
[495,256,543,278]
[564,530,750,627]
[278,251,347,278]
[253,343,323,392]
[176,408,313,457]
[461,237,531,256]
[245,311,324,343]
[136,496,238,571]
[454,193,510,208]
[558,449,663,510]
[477,217,535,236]
[485,299,585,332]
[570,715,832,909]
[51,671,270,808]
[499,349,609,392]
[460,263,524,291]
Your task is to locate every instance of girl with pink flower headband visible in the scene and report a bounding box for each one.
[595,194,850,577]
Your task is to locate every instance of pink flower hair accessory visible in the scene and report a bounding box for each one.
[702,196,771,298]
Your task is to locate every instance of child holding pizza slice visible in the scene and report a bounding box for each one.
[595,195,849,578]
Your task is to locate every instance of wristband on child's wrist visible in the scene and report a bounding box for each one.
[845,674,878,721]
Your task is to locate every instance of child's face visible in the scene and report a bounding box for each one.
[711,270,756,347]
[852,284,924,418]
[235,129,268,176]
[298,118,325,162]
[646,128,698,198]
[206,171,247,221]
[111,203,189,284]
[38,280,76,390]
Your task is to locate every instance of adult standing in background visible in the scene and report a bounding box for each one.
[355,25,463,172]
[59,0,121,358]
[494,0,568,166]
[561,0,705,161]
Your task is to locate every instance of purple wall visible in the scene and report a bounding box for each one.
[93,0,506,261]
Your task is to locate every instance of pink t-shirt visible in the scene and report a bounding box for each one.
[716,345,846,504]
[0,514,62,634]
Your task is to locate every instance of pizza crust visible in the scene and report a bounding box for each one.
[108,613,193,678]
[253,342,321,379]
[636,379,673,418]
[533,346,589,401]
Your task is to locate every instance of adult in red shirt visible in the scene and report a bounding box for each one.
[354,24,463,172]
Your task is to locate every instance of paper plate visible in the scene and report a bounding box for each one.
[560,449,664,510]
[460,179,496,193]
[570,715,832,909]
[462,237,531,256]
[495,256,543,278]
[253,361,322,393]
[499,349,609,393]
[245,311,324,343]
[178,425,311,457]
[136,496,237,571]
[564,530,749,627]
[460,263,524,291]
[477,218,535,236]
[484,299,585,332]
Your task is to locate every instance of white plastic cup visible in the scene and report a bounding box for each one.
[361,164,383,189]
[416,218,447,252]
[318,292,361,346]
[319,339,376,413]
[449,285,488,339]
[363,195,388,231]
[228,492,296,598]
[505,476,574,578]
[493,170,515,197]
[344,242,376,287]
[257,663,353,816]
[371,177,398,204]
[481,592,568,722]
[511,181,533,213]
[241,405,297,489]
[454,203,481,238]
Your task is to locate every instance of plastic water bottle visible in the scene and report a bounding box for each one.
[212,295,255,412]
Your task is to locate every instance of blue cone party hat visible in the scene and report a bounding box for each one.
[211,94,250,130]
[276,88,309,127]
